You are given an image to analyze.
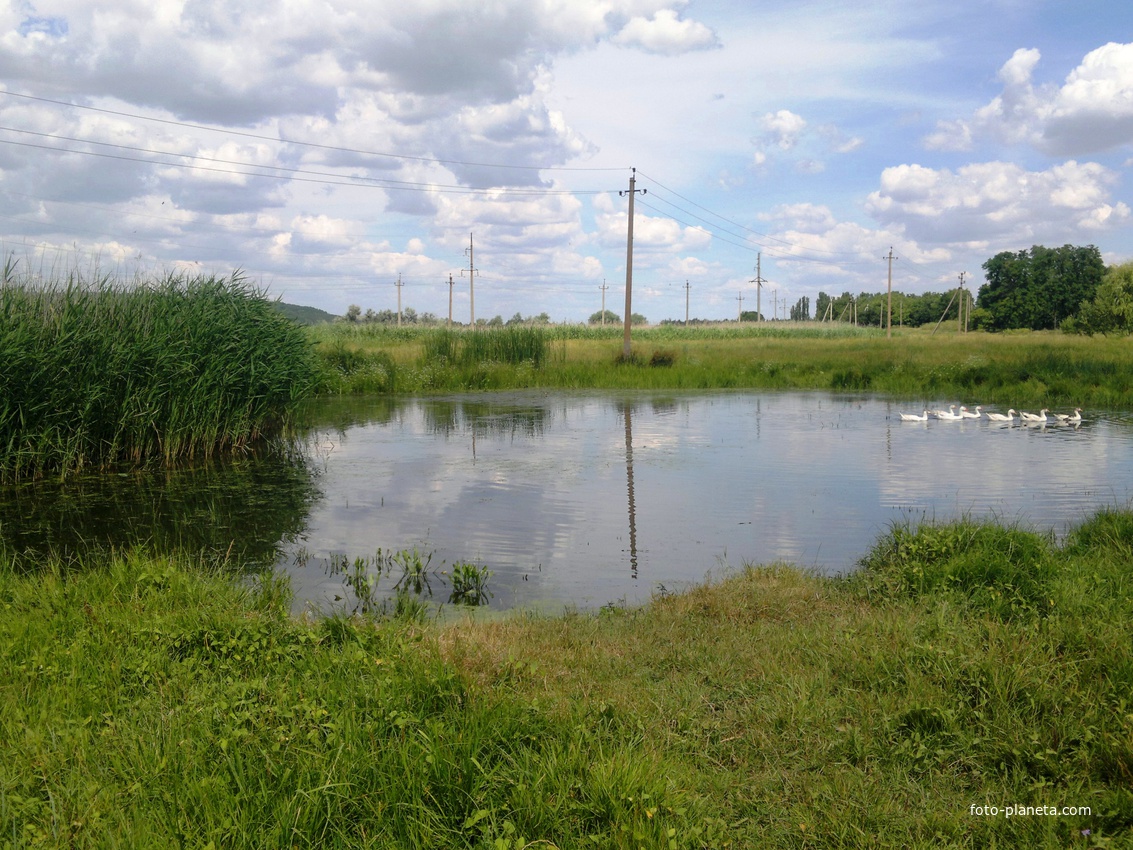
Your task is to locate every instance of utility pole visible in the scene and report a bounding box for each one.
[884,247,898,339]
[447,273,454,327]
[619,168,646,358]
[600,279,609,326]
[395,273,404,327]
[749,253,765,322]
[684,280,691,324]
[958,272,966,333]
[462,233,478,326]
[737,290,744,322]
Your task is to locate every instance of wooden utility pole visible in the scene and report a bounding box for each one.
[684,280,691,324]
[884,247,898,338]
[395,273,404,327]
[447,273,454,327]
[619,168,646,358]
[600,280,609,326]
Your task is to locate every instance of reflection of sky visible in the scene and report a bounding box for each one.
[284,392,1133,613]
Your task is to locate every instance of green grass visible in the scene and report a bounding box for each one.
[0,271,320,481]
[3,510,1132,847]
[307,323,1133,408]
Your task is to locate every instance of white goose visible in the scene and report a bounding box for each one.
[1053,407,1083,423]
[1020,408,1050,423]
[961,405,983,419]
[899,410,929,421]
[936,405,965,421]
[985,409,1017,422]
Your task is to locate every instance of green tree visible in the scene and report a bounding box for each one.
[1071,262,1133,334]
[344,304,361,322]
[589,310,619,325]
[977,245,1103,330]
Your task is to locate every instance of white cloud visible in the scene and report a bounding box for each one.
[760,110,807,150]
[927,42,1133,156]
[612,9,719,55]
[865,159,1131,244]
[752,110,863,174]
[593,192,711,254]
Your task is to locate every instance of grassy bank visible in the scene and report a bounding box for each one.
[3,510,1131,847]
[309,323,1133,409]
[0,272,320,481]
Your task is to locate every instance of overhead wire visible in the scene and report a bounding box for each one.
[1,90,978,303]
[0,90,626,173]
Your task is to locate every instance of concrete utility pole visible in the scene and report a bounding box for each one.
[600,280,609,326]
[447,273,454,327]
[684,280,691,324]
[749,253,765,322]
[884,247,898,339]
[395,273,404,327]
[619,168,646,358]
[958,271,966,333]
[462,233,478,326]
[737,290,744,322]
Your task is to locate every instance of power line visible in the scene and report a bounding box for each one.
[0,90,627,173]
[0,133,606,197]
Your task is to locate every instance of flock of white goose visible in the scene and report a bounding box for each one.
[899,405,1083,424]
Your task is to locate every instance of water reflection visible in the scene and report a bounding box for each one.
[4,392,1132,615]
[0,449,320,570]
[623,401,638,579]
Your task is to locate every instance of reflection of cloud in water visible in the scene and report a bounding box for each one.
[282,391,1133,612]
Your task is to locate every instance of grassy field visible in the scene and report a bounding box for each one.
[308,323,1133,410]
[0,272,320,482]
[3,509,1131,848]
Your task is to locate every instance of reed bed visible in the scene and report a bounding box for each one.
[0,271,319,481]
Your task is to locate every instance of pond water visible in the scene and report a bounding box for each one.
[4,391,1133,615]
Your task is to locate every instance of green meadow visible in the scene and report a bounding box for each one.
[2,510,1131,848]
[308,322,1133,410]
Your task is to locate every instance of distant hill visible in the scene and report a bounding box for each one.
[271,301,338,325]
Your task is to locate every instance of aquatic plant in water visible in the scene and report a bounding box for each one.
[448,561,492,606]
[0,269,320,480]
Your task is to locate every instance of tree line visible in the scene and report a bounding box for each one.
[814,245,1133,334]
[339,244,1133,333]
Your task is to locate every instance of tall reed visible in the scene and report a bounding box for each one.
[421,326,549,366]
[0,270,319,480]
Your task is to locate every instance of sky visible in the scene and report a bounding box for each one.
[2,0,1133,323]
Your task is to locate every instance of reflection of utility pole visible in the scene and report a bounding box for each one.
[884,246,898,339]
[619,168,646,358]
[395,273,404,327]
[684,280,691,324]
[623,401,638,579]
[462,233,478,326]
[600,279,609,326]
